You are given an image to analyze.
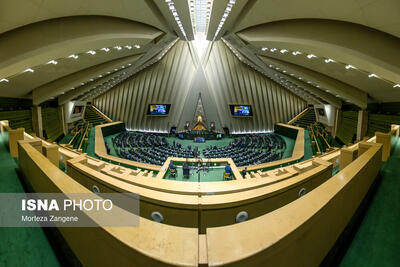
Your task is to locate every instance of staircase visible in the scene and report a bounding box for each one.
[84,105,109,125]
[294,109,316,128]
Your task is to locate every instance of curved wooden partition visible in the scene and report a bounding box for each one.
[4,117,398,267]
[17,139,199,267]
[206,141,383,267]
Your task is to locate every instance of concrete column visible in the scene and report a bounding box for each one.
[9,128,25,157]
[356,110,368,141]
[333,109,341,138]
[58,105,68,135]
[32,105,43,138]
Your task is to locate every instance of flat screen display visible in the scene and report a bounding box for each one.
[229,105,253,117]
[73,106,84,114]
[147,104,171,116]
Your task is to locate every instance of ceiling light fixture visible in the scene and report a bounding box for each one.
[280,49,288,54]
[368,73,379,78]
[324,58,335,63]
[214,0,236,39]
[87,50,96,55]
[165,0,187,39]
[113,46,122,50]
[23,68,34,73]
[307,54,317,59]
[47,60,58,65]
[0,78,9,83]
[101,48,110,52]
[261,47,268,51]
[270,48,277,52]
[394,84,400,88]
[68,54,78,59]
[345,64,357,69]
[292,51,302,55]
[125,45,132,49]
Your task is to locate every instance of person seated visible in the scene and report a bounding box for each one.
[223,164,233,180]
[241,167,247,178]
[182,161,190,178]
[169,162,177,178]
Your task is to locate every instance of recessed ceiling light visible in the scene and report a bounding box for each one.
[101,48,110,52]
[47,60,58,65]
[261,47,268,51]
[280,49,288,54]
[292,51,302,55]
[125,45,132,49]
[270,48,277,52]
[324,58,335,63]
[114,46,122,50]
[24,68,34,73]
[368,73,379,78]
[345,64,357,69]
[87,50,96,55]
[134,44,141,49]
[307,54,317,59]
[68,54,78,59]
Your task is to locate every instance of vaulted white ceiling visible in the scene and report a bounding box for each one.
[0,0,399,108]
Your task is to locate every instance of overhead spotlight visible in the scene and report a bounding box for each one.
[47,60,58,65]
[24,68,34,73]
[101,48,110,52]
[68,54,78,59]
[280,49,288,54]
[307,54,317,59]
[114,46,122,50]
[368,73,379,78]
[0,78,9,83]
[394,84,400,88]
[261,47,268,51]
[270,48,277,52]
[345,64,357,69]
[324,58,335,63]
[125,45,132,49]
[87,50,96,55]
[292,51,302,55]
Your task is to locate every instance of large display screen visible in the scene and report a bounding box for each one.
[147,104,171,116]
[229,105,253,117]
[72,105,84,114]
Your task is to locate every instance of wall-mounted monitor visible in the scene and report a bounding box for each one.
[229,105,253,117]
[147,104,171,116]
[72,105,84,114]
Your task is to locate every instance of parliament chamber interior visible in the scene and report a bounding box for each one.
[0,0,399,266]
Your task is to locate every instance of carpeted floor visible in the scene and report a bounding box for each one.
[0,133,60,267]
[339,136,400,267]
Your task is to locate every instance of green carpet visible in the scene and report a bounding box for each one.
[339,136,400,267]
[303,129,314,161]
[86,127,96,158]
[0,133,60,267]
[280,134,295,159]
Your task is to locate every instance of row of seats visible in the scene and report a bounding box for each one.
[112,131,285,167]
[203,134,284,166]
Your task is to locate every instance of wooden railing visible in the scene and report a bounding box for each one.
[3,118,398,267]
